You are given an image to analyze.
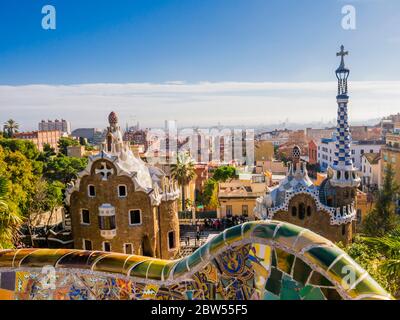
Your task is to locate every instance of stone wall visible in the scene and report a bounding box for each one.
[273,193,352,244]
[158,200,180,259]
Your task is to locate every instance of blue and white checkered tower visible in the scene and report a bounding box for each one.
[330,45,360,188]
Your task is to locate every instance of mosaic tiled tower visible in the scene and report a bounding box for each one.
[254,46,360,245]
[330,45,360,188]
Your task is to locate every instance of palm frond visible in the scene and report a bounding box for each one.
[0,177,9,212]
[380,259,400,277]
[0,177,8,198]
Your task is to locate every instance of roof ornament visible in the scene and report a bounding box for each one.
[335,45,350,96]
[336,45,348,71]
[108,111,118,125]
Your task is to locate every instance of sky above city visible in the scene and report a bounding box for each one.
[1,0,400,130]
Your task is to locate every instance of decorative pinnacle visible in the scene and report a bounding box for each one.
[336,45,348,70]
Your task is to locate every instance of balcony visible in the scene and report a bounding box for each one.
[100,229,117,239]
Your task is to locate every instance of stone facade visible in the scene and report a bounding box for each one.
[66,112,181,259]
[14,130,62,152]
[272,193,352,244]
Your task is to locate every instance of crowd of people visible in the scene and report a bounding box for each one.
[203,215,249,231]
[182,215,251,248]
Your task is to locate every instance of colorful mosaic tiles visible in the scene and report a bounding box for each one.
[0,221,393,300]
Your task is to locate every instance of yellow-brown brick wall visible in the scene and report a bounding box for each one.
[69,159,180,258]
[273,193,352,245]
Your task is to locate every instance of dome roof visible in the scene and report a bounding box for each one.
[292,145,301,161]
[108,111,118,125]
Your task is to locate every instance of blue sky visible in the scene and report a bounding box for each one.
[0,0,400,129]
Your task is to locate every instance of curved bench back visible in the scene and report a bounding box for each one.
[0,221,392,300]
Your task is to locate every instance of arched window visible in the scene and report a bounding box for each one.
[345,171,349,180]
[299,203,305,220]
[307,206,312,217]
[291,206,297,217]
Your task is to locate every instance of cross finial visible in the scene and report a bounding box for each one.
[336,45,348,68]
[336,45,348,58]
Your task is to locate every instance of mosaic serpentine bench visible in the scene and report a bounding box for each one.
[0,221,393,300]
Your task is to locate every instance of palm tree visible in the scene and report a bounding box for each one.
[171,152,196,211]
[3,119,19,138]
[363,228,400,278]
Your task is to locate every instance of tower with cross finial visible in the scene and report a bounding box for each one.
[253,46,359,245]
[336,45,350,96]
[330,45,360,188]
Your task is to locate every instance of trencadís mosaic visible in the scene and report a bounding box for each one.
[0,221,392,300]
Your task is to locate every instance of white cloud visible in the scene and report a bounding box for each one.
[0,81,398,131]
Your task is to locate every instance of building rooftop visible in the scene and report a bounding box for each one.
[363,153,381,165]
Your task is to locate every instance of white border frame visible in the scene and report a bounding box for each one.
[80,208,91,225]
[82,238,92,250]
[87,184,96,198]
[123,243,133,254]
[128,209,142,226]
[102,241,112,252]
[118,184,128,198]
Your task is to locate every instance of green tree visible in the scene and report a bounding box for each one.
[26,179,64,247]
[58,137,80,156]
[0,177,7,212]
[340,237,398,297]
[199,166,236,208]
[0,142,52,248]
[41,144,56,160]
[171,152,196,211]
[44,155,88,184]
[0,147,39,217]
[3,119,19,138]
[363,228,400,282]
[209,182,220,209]
[0,138,39,161]
[212,166,236,182]
[0,176,23,249]
[362,163,400,236]
[200,179,218,208]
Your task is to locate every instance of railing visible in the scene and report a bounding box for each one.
[178,211,217,219]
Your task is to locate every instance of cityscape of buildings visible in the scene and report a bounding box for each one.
[2,0,400,303]
[0,42,398,301]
